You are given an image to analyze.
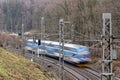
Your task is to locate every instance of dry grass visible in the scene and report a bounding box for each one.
[0,47,49,80]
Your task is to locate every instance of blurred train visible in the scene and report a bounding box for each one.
[25,39,91,65]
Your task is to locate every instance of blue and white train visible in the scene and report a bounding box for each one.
[25,39,91,65]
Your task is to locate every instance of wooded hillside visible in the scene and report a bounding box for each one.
[0,0,120,41]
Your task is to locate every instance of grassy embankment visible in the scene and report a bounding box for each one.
[0,47,49,80]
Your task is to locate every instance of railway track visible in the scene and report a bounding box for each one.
[24,52,102,80]
[25,53,88,80]
[69,67,100,80]
[7,48,102,80]
[64,62,101,80]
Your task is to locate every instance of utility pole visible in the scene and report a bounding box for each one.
[40,17,45,65]
[22,24,24,55]
[41,17,45,46]
[16,25,18,34]
[16,25,18,49]
[31,35,34,62]
[101,13,113,80]
[4,24,8,47]
[59,19,64,80]
[71,24,74,42]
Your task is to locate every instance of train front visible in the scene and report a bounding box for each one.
[73,46,92,65]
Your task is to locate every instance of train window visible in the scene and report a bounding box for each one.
[27,41,32,43]
[64,47,77,52]
[46,43,60,48]
[77,47,89,52]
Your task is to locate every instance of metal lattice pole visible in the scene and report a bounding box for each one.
[59,19,64,80]
[101,13,113,80]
